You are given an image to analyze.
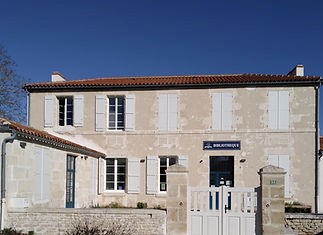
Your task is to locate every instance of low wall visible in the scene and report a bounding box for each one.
[6,208,166,235]
[285,213,323,234]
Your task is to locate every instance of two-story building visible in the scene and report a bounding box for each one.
[23,65,321,212]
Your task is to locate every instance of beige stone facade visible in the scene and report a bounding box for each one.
[25,76,318,211]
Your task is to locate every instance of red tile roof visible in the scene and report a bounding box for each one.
[24,74,321,91]
[0,118,105,158]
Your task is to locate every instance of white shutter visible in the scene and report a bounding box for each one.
[268,154,279,166]
[98,158,105,194]
[91,159,97,196]
[178,155,188,168]
[95,95,106,131]
[279,155,290,197]
[127,158,140,194]
[168,94,178,131]
[268,91,278,129]
[146,156,158,194]
[222,92,232,130]
[125,94,135,131]
[279,91,289,129]
[73,95,84,127]
[158,95,168,131]
[44,95,55,127]
[42,149,50,200]
[34,147,42,201]
[212,93,222,130]
[268,154,290,197]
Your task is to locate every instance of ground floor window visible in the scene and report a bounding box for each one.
[106,158,126,191]
[159,156,177,192]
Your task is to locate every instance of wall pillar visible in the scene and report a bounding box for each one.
[259,165,286,235]
[166,164,188,235]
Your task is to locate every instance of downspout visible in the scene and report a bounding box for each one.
[315,85,320,213]
[0,132,17,230]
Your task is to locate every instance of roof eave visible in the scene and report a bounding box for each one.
[24,80,321,92]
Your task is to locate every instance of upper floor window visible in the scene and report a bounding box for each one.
[108,96,125,130]
[44,95,83,128]
[58,96,73,126]
[212,92,232,130]
[268,91,289,129]
[95,94,135,132]
[158,94,178,131]
[106,158,126,191]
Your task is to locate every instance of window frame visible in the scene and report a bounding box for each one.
[107,96,125,131]
[158,156,177,193]
[105,158,126,192]
[57,96,74,126]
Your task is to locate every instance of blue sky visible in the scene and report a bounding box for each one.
[1,1,323,130]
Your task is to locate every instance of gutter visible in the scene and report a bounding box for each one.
[315,83,321,213]
[0,128,17,230]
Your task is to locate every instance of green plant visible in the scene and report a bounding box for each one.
[106,202,122,208]
[136,202,148,209]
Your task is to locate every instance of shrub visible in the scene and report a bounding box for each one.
[136,202,148,209]
[0,228,34,235]
[65,218,131,235]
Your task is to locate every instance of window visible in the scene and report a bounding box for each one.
[158,94,178,131]
[108,96,125,130]
[159,156,177,192]
[106,158,126,191]
[44,95,83,127]
[58,96,73,126]
[66,155,76,208]
[268,91,289,129]
[212,92,232,130]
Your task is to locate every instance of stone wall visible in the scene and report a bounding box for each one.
[285,213,323,234]
[6,208,166,235]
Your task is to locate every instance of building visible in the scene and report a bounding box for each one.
[23,65,321,213]
[0,118,105,213]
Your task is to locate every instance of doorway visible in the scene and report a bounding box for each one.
[66,155,76,208]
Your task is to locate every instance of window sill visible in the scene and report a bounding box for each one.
[155,193,167,198]
[102,191,126,197]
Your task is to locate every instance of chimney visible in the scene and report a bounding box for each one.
[51,72,66,82]
[287,65,304,76]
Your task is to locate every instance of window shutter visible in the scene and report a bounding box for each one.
[168,94,178,131]
[98,158,105,194]
[278,155,290,197]
[127,158,140,194]
[178,155,188,168]
[34,147,42,201]
[158,95,168,131]
[42,149,50,200]
[222,92,232,130]
[44,95,55,127]
[146,156,158,194]
[91,159,97,196]
[268,91,278,129]
[268,154,279,166]
[95,95,106,132]
[73,95,84,127]
[212,93,221,130]
[279,91,289,129]
[125,94,135,131]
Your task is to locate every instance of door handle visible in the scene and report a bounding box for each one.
[225,205,229,213]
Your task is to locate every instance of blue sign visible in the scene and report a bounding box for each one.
[203,141,241,150]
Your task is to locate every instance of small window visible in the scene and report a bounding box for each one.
[58,96,73,126]
[106,158,126,191]
[108,96,125,130]
[159,156,177,192]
